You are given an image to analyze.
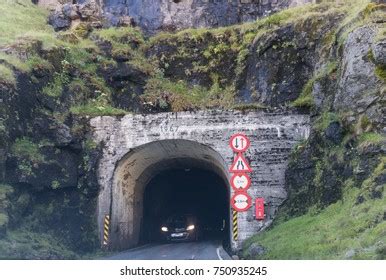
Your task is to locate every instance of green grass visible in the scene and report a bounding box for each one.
[25,56,53,72]
[292,62,338,108]
[336,1,383,48]
[315,111,340,131]
[291,78,315,108]
[93,26,145,59]
[0,52,53,85]
[375,26,386,42]
[0,184,13,212]
[0,64,16,85]
[244,157,386,260]
[42,74,68,97]
[148,2,355,111]
[0,229,79,260]
[0,184,13,198]
[142,74,235,111]
[93,26,144,45]
[11,137,45,164]
[244,190,386,259]
[0,0,54,47]
[0,0,57,85]
[70,104,128,117]
[0,213,8,227]
[0,53,29,72]
[358,132,385,146]
[375,65,386,81]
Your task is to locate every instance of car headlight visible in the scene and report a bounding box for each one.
[161,226,168,232]
[186,225,195,231]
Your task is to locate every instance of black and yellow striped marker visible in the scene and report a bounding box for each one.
[103,215,110,246]
[232,210,238,241]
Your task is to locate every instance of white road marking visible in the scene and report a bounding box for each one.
[216,246,223,260]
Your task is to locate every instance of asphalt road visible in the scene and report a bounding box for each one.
[107,240,231,260]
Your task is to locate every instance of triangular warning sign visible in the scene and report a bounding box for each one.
[229,154,252,173]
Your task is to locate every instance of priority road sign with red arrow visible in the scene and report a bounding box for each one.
[230,173,251,192]
[229,153,252,173]
[231,192,252,212]
[229,133,250,153]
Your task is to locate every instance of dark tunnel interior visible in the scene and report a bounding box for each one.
[141,168,230,245]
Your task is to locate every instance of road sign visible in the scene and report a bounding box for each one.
[231,193,252,212]
[229,153,252,173]
[255,198,265,220]
[230,173,251,192]
[229,133,250,153]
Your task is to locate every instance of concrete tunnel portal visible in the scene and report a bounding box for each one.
[91,110,311,251]
[110,139,231,249]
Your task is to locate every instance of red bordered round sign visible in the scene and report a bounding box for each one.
[230,173,251,192]
[229,133,250,153]
[231,192,252,212]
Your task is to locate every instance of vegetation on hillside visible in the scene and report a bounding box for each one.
[0,0,384,259]
[1,0,381,112]
[0,0,54,46]
[243,157,386,259]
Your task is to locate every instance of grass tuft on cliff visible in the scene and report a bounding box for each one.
[0,229,79,260]
[0,64,16,85]
[0,0,54,47]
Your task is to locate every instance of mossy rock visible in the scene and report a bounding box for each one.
[0,213,9,237]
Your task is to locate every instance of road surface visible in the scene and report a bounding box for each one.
[107,240,231,260]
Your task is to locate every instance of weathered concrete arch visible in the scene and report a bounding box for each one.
[91,110,310,251]
[111,139,230,249]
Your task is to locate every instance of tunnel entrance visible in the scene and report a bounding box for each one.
[141,168,229,244]
[93,110,310,251]
[108,139,232,250]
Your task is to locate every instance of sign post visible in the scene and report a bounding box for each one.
[229,133,253,214]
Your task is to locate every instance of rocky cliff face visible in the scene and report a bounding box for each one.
[39,0,315,32]
[279,6,386,221]
[0,0,385,259]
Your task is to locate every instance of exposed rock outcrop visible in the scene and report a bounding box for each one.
[1,0,384,259]
[39,0,316,32]
[335,25,384,128]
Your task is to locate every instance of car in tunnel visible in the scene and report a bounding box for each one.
[160,214,200,242]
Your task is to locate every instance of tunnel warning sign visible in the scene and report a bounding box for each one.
[231,173,251,191]
[231,193,252,212]
[229,133,250,153]
[229,154,252,173]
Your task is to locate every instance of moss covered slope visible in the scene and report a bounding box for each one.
[0,0,385,259]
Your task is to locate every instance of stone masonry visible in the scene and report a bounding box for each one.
[91,110,310,250]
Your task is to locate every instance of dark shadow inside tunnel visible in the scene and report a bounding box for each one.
[140,168,229,245]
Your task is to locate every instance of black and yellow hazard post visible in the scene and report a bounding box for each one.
[103,214,110,248]
[232,210,238,241]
